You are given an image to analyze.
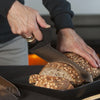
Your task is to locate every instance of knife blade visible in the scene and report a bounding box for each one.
[0,76,20,96]
[28,27,93,82]
[32,44,93,82]
[0,85,18,100]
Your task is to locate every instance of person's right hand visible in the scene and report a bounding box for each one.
[7,0,50,41]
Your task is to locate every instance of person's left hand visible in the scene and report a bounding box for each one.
[56,28,100,68]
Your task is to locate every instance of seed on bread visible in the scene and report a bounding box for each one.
[39,53,100,86]
[39,62,84,85]
[65,53,100,78]
[29,74,74,90]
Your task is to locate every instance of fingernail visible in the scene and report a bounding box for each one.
[46,24,51,28]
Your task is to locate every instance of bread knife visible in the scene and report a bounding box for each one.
[27,27,93,83]
[0,76,20,96]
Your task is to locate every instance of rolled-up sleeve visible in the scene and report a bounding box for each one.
[42,0,74,30]
[0,0,15,17]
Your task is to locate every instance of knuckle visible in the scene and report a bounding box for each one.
[30,23,40,33]
[23,28,28,34]
[92,50,96,55]
[12,30,16,34]
[34,10,39,14]
[32,26,36,31]
[90,48,95,55]
[29,24,34,30]
[88,46,94,52]
[74,46,82,52]
[17,30,22,34]
[42,18,45,22]
[33,29,39,34]
[33,25,38,31]
[86,56,92,62]
[41,18,46,23]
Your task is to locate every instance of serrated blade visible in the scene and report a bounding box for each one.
[31,44,93,83]
[0,76,20,96]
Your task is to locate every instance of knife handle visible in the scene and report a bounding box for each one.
[28,27,54,51]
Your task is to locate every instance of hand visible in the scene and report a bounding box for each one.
[57,28,100,68]
[7,1,50,41]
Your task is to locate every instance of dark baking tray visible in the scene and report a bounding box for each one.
[0,65,99,100]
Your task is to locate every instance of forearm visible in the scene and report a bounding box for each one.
[42,0,74,31]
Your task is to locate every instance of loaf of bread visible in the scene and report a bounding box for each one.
[39,53,100,85]
[65,53,100,78]
[29,74,74,90]
[39,62,84,85]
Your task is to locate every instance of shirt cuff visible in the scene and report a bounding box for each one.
[52,13,74,31]
[0,0,15,17]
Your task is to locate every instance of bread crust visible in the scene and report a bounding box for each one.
[29,52,100,90]
[65,53,100,78]
[39,53,100,85]
[40,62,84,85]
[29,74,74,90]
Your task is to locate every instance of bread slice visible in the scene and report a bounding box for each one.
[39,53,100,85]
[29,74,74,90]
[39,62,84,85]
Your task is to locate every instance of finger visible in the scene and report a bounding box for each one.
[86,46,100,66]
[75,49,98,68]
[19,26,33,38]
[36,14,50,28]
[32,21,43,41]
[21,33,32,39]
[77,40,100,68]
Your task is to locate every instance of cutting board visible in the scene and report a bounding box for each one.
[83,94,100,100]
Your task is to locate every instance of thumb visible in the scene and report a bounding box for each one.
[36,14,50,28]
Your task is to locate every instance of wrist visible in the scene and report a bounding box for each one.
[58,28,76,38]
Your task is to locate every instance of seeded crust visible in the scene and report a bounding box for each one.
[29,74,74,90]
[39,62,84,85]
[39,53,100,85]
[65,53,100,78]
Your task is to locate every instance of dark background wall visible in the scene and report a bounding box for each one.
[72,15,100,40]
